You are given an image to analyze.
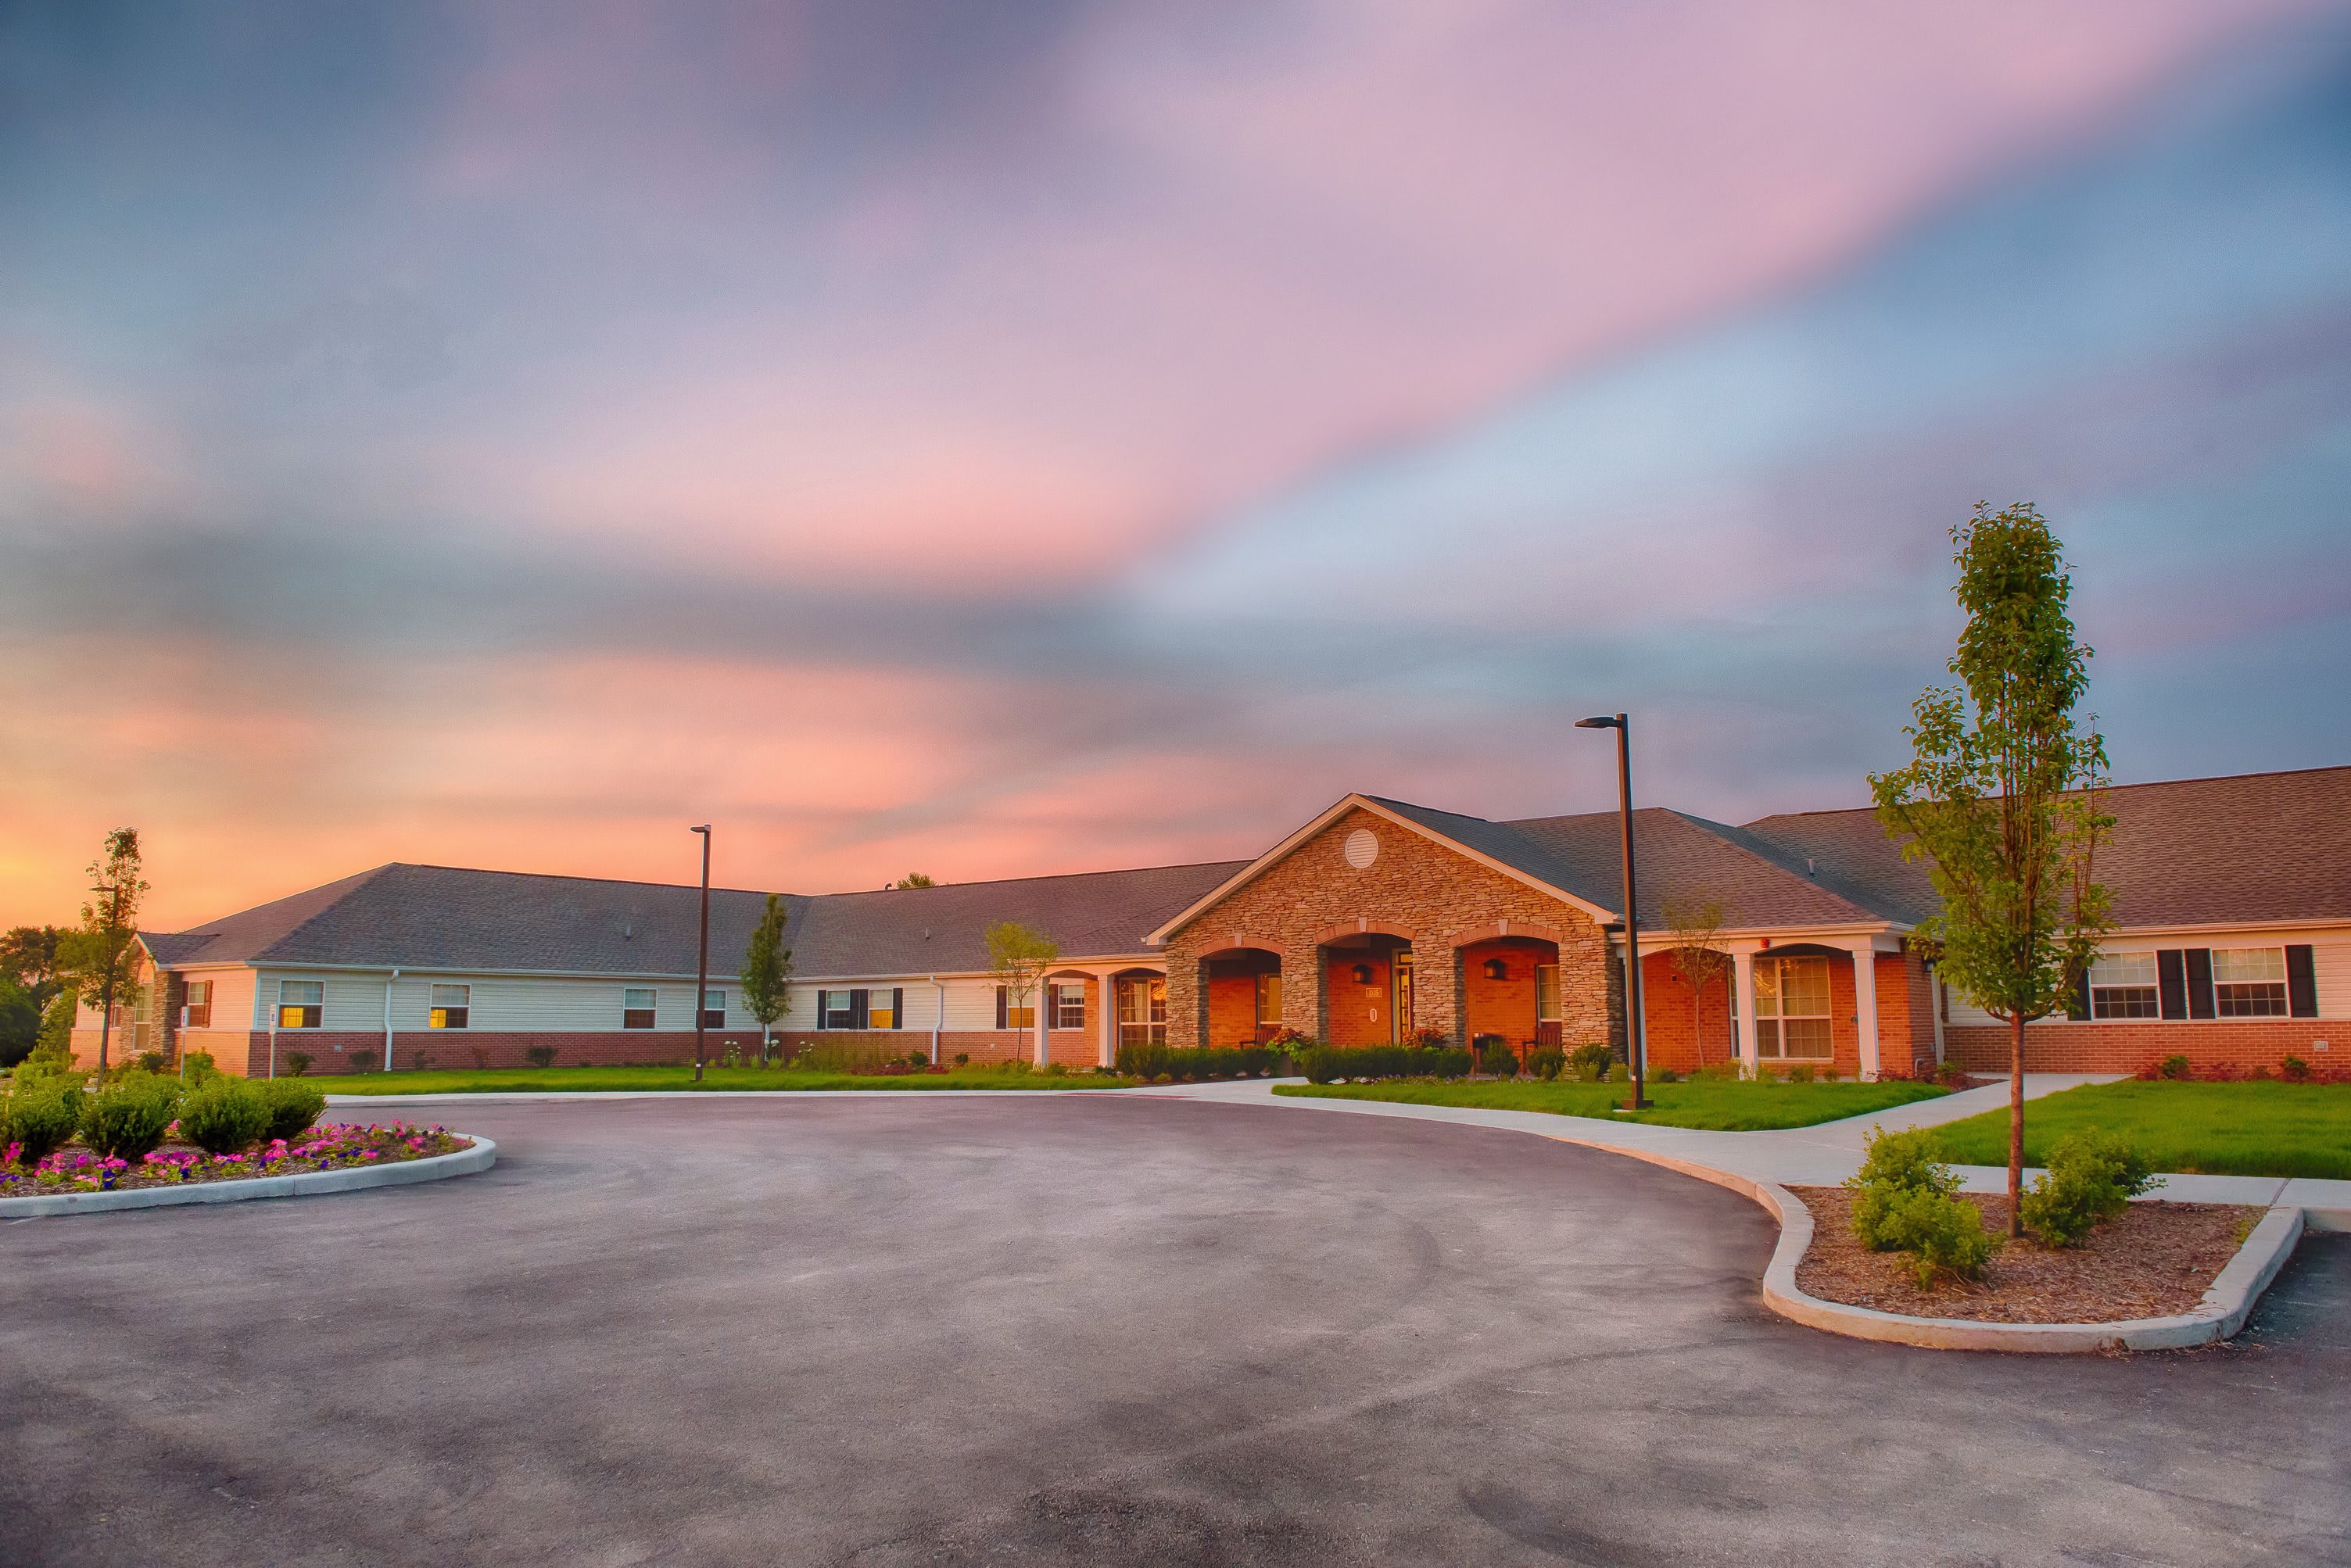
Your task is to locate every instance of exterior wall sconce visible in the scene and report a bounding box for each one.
[1482,958,1508,979]
[1352,963,1374,985]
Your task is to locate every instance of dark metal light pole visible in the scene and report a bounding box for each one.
[1575,714,1650,1111]
[690,825,712,1084]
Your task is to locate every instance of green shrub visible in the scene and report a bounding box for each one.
[180,1049,218,1085]
[2018,1129,2161,1248]
[285,1051,314,1077]
[256,1079,328,1144]
[952,1053,969,1067]
[1783,1064,1815,1084]
[1689,1061,1743,1082]
[2282,1054,2312,1083]
[1568,1043,1613,1082]
[1526,1047,1565,1081]
[80,1072,181,1160]
[524,1044,558,1068]
[177,1078,271,1155]
[1296,1044,1474,1085]
[1651,1066,1683,1084]
[4,1079,84,1164]
[1872,1184,1998,1287]
[2156,1054,2192,1081]
[135,1051,167,1074]
[1114,1044,1285,1081]
[1845,1126,1994,1284]
[1477,1039,1519,1078]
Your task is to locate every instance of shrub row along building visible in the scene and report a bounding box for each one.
[75,767,2349,1080]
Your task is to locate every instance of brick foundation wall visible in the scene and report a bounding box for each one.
[1944,1019,2340,1076]
[1162,806,1616,1049]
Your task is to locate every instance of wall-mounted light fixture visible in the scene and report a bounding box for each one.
[1352,963,1374,985]
[1482,958,1509,980]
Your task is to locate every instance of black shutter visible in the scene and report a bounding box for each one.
[2287,945,2318,1018]
[891,987,904,1030]
[2157,951,2187,1020]
[2184,948,2216,1019]
[815,989,829,1031]
[2065,968,2090,1022]
[850,989,869,1029]
[995,986,1007,1030]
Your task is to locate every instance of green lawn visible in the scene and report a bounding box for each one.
[322,1065,1135,1094]
[1927,1080,2351,1180]
[1272,1077,1947,1131]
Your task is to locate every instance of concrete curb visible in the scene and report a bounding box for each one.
[0,1136,496,1219]
[1314,1115,2310,1355]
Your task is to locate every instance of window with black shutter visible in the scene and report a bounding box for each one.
[2287,945,2319,1018]
[849,989,869,1029]
[2156,950,2188,1019]
[2184,948,2216,1019]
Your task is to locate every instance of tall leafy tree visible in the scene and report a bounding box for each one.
[984,920,1060,1065]
[56,828,151,1080]
[1872,504,2112,1236]
[0,925,66,1011]
[739,894,794,1065]
[0,978,38,1069]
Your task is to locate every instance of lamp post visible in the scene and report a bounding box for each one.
[1575,714,1650,1111]
[690,825,712,1084]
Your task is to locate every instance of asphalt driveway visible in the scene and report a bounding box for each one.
[4,1095,2346,1566]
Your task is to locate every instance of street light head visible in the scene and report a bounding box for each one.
[690,823,711,835]
[1574,716,1621,730]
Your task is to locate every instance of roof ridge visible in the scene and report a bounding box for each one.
[817,857,1254,901]
[387,861,794,899]
[247,864,402,963]
[1742,763,2351,825]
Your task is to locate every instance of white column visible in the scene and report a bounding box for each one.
[1850,942,1881,1082]
[1035,978,1052,1068]
[1930,972,1946,1065]
[1097,970,1119,1069]
[1733,948,1759,1077]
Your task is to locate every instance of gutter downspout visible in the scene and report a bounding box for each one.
[930,976,944,1065]
[385,968,400,1072]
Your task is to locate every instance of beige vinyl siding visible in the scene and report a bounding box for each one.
[1942,929,2351,1024]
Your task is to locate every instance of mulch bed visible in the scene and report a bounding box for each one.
[1790,1186,2263,1324]
[0,1122,471,1199]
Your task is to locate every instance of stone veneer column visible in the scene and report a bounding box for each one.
[1410,936,1462,1046]
[1285,946,1324,1042]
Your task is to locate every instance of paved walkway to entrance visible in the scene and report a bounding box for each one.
[1143,1075,2351,1222]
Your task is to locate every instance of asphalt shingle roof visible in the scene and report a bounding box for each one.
[146,860,1245,977]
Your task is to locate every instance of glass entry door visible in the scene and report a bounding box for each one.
[1116,975,1167,1048]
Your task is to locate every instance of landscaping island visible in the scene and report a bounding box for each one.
[327,1064,1141,1094]
[1274,1077,1947,1132]
[1791,1186,2265,1323]
[1,1121,471,1197]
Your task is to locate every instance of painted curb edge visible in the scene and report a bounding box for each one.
[0,1136,496,1219]
[1537,1133,2305,1354]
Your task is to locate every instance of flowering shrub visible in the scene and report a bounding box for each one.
[0,1122,470,1197]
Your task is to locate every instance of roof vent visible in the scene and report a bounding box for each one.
[1805,858,1816,879]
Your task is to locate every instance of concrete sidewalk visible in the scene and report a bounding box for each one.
[1149,1075,2351,1228]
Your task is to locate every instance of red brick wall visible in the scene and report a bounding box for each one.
[1944,1019,2340,1076]
[1639,952,1735,1073]
[1162,806,1615,1049]
[1877,952,1938,1079]
[1460,940,1553,1056]
[1323,947,1400,1047]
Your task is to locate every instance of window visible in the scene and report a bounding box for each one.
[2213,948,2288,1018]
[1052,982,1086,1031]
[1116,975,1167,1047]
[1753,957,1831,1059]
[277,980,324,1030]
[429,983,471,1029]
[995,986,1035,1031]
[2088,952,2159,1019]
[1392,951,1414,1040]
[822,990,858,1030]
[701,988,726,1028]
[623,987,656,1029]
[1253,971,1282,1029]
[869,989,898,1030]
[183,980,213,1029]
[1534,965,1561,1023]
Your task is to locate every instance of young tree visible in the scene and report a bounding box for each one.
[984,920,1060,1065]
[1872,504,2112,1236]
[56,828,150,1081]
[740,894,794,1065]
[1658,890,1733,1069]
[894,873,936,890]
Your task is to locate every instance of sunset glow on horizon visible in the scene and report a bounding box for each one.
[6,0,2350,930]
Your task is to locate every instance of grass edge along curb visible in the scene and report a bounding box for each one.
[1532,1131,2305,1354]
[0,1135,496,1219]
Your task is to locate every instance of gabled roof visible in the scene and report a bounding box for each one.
[1145,792,1889,947]
[1743,764,2351,930]
[145,859,1245,979]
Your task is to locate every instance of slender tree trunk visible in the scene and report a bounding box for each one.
[2008,1011,2026,1238]
[97,982,112,1081]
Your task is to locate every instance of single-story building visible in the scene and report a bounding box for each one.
[75,766,2349,1079]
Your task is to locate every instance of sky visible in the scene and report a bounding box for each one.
[4,0,2349,930]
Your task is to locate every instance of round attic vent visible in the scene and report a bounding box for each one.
[1343,828,1379,869]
